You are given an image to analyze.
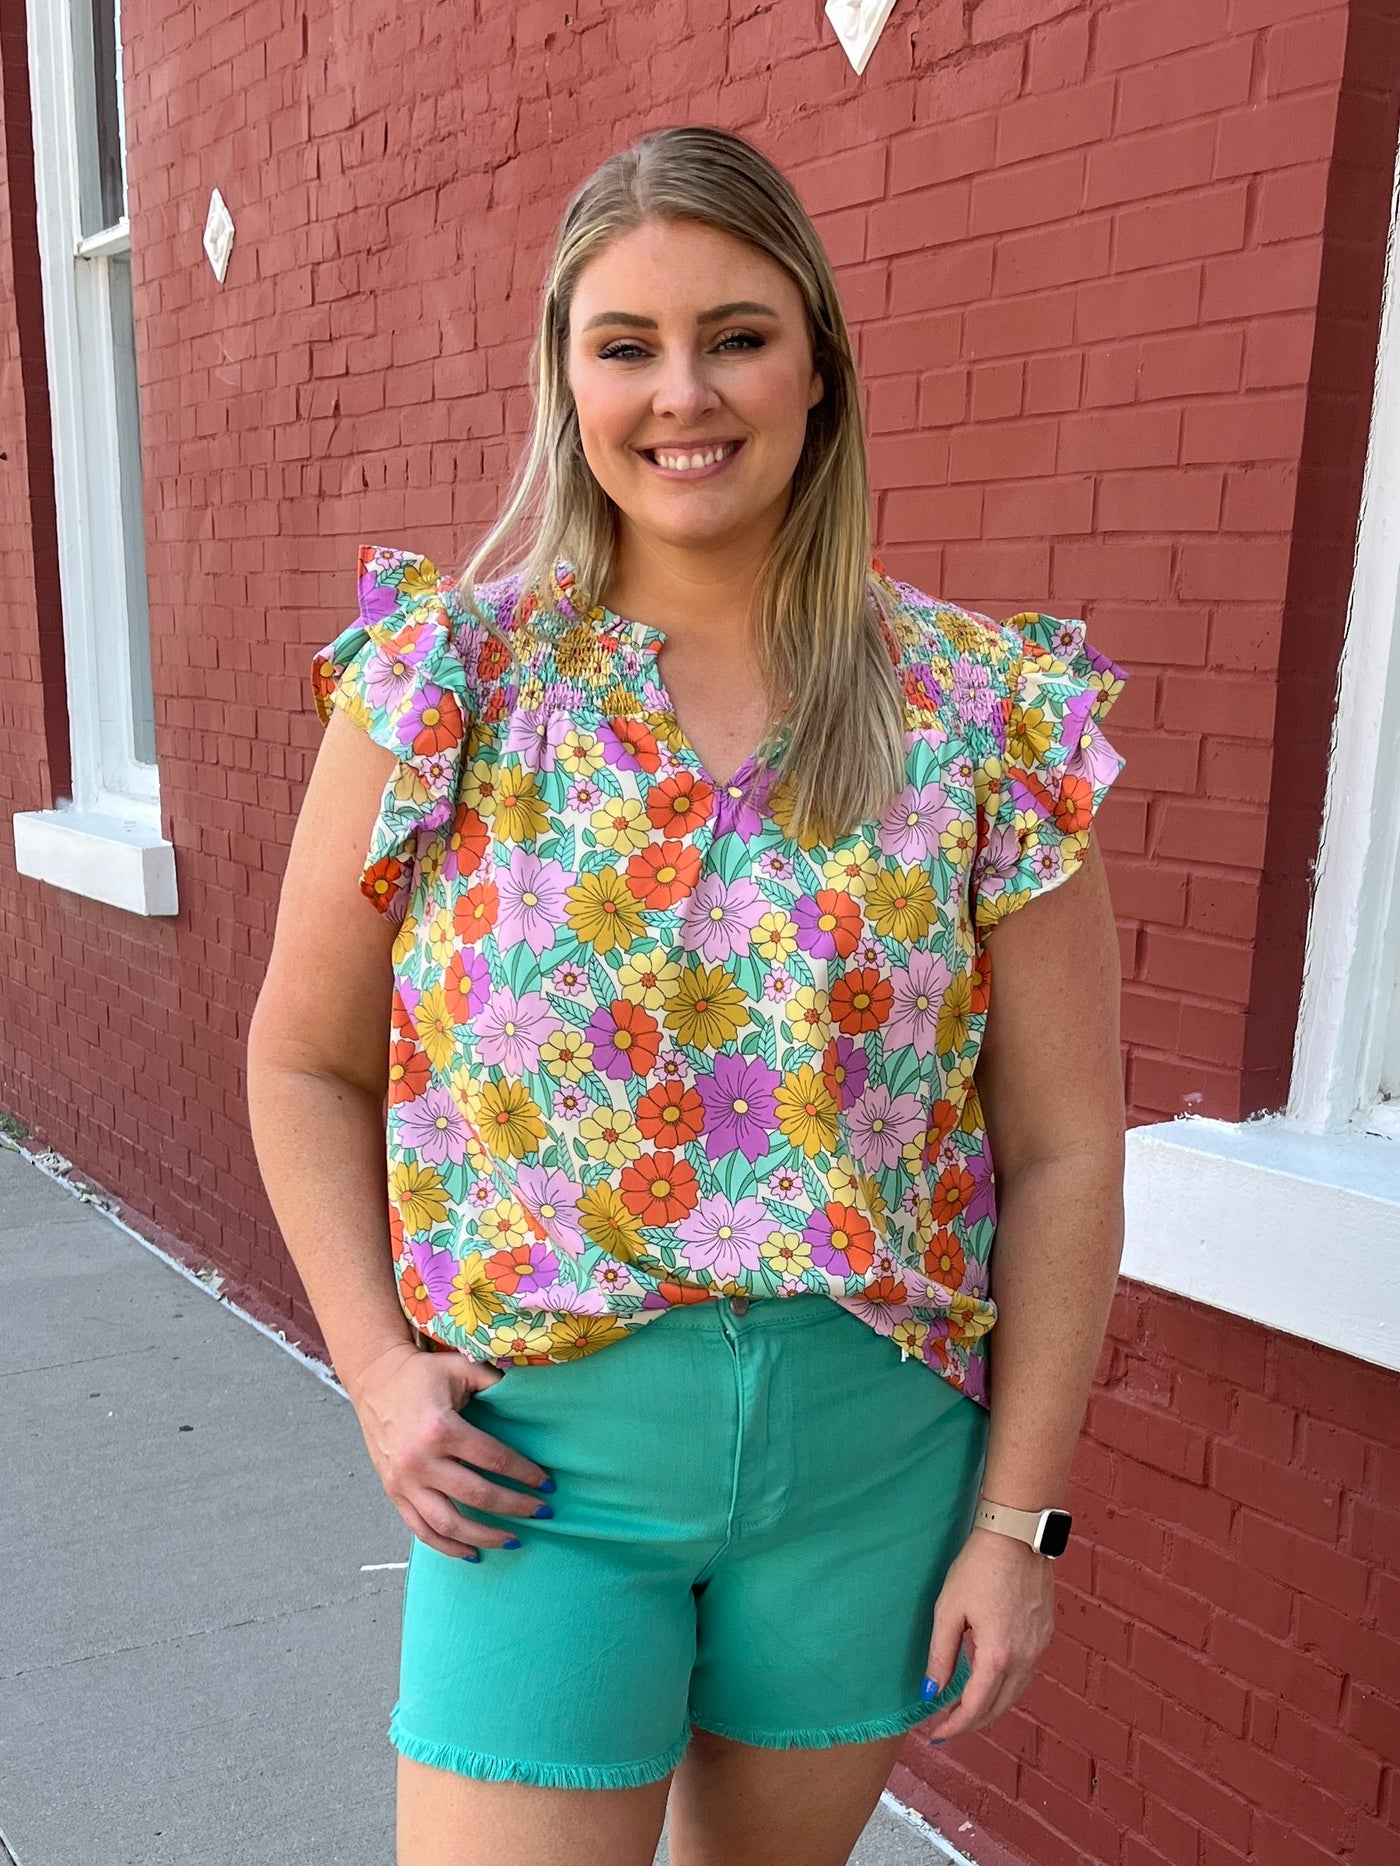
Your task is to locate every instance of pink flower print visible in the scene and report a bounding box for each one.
[409,1239,458,1314]
[505,706,572,774]
[552,1084,590,1121]
[887,947,952,1058]
[567,777,604,812]
[697,1051,781,1164]
[765,1164,804,1202]
[498,850,571,957]
[474,990,554,1076]
[551,960,590,997]
[758,850,794,883]
[675,1195,771,1279]
[680,873,766,962]
[878,782,957,861]
[515,1280,610,1314]
[365,646,425,712]
[764,969,794,1004]
[846,1083,925,1172]
[397,1086,470,1167]
[514,1164,585,1252]
[951,660,998,726]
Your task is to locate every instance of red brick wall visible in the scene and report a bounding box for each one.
[2,3,1398,1860]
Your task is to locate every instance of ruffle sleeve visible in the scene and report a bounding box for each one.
[310,543,475,923]
[971,611,1128,932]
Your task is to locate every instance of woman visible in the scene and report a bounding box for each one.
[248,125,1128,1866]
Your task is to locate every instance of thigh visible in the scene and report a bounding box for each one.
[668,1725,908,1866]
[398,1754,671,1866]
[687,1304,990,1744]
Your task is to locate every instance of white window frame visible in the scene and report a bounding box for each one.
[1121,123,1400,1373]
[12,0,176,915]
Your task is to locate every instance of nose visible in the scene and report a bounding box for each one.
[650,349,722,425]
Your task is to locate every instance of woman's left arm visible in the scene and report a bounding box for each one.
[920,830,1126,1740]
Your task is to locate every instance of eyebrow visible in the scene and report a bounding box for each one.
[578,300,781,334]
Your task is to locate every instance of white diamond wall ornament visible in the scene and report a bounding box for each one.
[203,187,235,283]
[825,0,899,75]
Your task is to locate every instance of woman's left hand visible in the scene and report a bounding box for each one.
[919,1525,1057,1741]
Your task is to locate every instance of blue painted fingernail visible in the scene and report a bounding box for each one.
[931,1738,945,1745]
[538,1477,556,1492]
[921,1677,940,1700]
[532,1503,553,1518]
[502,1536,522,1549]
[461,1551,480,1562]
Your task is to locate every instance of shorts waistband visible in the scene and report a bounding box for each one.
[653,1292,840,1331]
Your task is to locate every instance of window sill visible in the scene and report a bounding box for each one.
[13,807,178,916]
[1123,1115,1400,1374]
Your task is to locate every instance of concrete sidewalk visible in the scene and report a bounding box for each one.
[0,1139,969,1866]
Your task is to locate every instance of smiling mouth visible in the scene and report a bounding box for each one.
[639,439,745,474]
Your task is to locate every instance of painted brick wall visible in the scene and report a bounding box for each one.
[2,2,1399,1861]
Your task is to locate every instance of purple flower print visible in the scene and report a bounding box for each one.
[365,645,425,712]
[679,873,766,962]
[498,850,570,957]
[878,782,957,861]
[409,1239,458,1313]
[514,1164,585,1251]
[823,1034,869,1106]
[711,762,772,842]
[697,1052,780,1164]
[904,664,943,712]
[397,1086,469,1167]
[504,706,573,774]
[675,1195,771,1279]
[887,947,952,1059]
[845,1083,925,1172]
[474,990,554,1076]
[515,1280,609,1314]
[952,660,997,726]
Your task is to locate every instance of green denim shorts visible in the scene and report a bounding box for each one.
[389,1292,989,1790]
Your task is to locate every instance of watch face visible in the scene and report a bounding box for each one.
[1038,1509,1072,1557]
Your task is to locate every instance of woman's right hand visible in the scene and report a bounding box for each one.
[343,1340,555,1559]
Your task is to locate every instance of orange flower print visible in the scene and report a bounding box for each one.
[443,949,490,1023]
[921,1230,967,1290]
[830,967,893,1035]
[388,1039,430,1106]
[477,632,510,682]
[647,771,714,834]
[611,717,662,771]
[484,1241,538,1290]
[407,686,464,758]
[969,944,991,1017]
[453,879,499,944]
[361,855,405,916]
[626,839,702,908]
[802,1201,877,1278]
[587,998,662,1080]
[619,1150,700,1226]
[931,1162,976,1226]
[925,1099,960,1159]
[1054,770,1095,835]
[635,1082,706,1147]
[398,1258,436,1325]
[391,987,417,1040]
[446,803,488,879]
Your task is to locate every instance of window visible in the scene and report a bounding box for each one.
[12,0,175,914]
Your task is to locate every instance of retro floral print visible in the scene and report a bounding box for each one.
[311,543,1128,1410]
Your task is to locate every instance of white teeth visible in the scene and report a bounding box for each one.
[651,442,737,472]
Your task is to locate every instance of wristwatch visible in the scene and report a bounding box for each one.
[973,1496,1073,1558]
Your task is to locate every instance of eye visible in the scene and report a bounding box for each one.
[594,329,767,361]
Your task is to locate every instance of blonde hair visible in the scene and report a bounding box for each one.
[447,123,907,842]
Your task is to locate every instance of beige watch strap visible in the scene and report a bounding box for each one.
[973,1498,1051,1548]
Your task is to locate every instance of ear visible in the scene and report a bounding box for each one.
[808,368,825,410]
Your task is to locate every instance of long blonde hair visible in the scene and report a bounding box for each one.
[447,124,908,842]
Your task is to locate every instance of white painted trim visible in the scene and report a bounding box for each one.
[1290,115,1400,1131]
[824,1,900,77]
[1124,1117,1400,1373]
[25,0,159,817]
[13,807,177,916]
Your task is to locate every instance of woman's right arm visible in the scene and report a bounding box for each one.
[246,707,553,1557]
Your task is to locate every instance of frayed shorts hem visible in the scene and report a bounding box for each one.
[687,1696,938,1751]
[388,1711,691,1790]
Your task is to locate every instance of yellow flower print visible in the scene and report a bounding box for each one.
[579,1104,644,1167]
[939,606,992,655]
[786,985,830,1048]
[554,624,604,680]
[617,949,681,1011]
[761,1230,812,1278]
[644,709,688,755]
[392,907,421,969]
[448,1251,507,1334]
[891,1316,930,1357]
[399,556,440,600]
[493,766,550,843]
[479,1199,529,1252]
[753,912,799,963]
[460,756,500,820]
[822,840,879,898]
[471,1078,547,1160]
[944,1055,975,1111]
[1006,700,1055,767]
[774,1064,839,1159]
[590,793,652,854]
[518,674,546,712]
[390,1158,451,1234]
[766,776,823,850]
[335,684,374,734]
[826,1154,860,1201]
[566,868,646,953]
[425,906,457,970]
[548,1311,633,1360]
[947,1291,996,1345]
[866,865,939,944]
[936,971,973,1057]
[939,813,977,864]
[416,984,458,1071]
[485,1317,555,1361]
[663,964,749,1050]
[388,760,434,819]
[541,1029,595,1080]
[578,1180,648,1258]
[558,730,604,777]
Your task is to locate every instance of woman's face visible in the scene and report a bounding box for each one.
[566,218,825,561]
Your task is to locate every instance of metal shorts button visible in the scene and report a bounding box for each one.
[729,1296,750,1316]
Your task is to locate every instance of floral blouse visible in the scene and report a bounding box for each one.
[311,543,1128,1411]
